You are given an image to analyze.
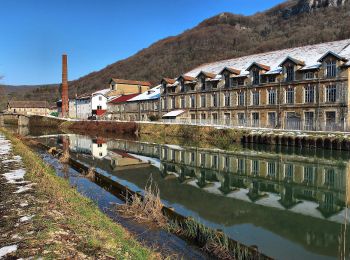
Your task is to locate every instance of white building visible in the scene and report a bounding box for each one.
[76,95,92,119]
[91,89,109,117]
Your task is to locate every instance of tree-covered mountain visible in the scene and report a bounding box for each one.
[3,0,350,109]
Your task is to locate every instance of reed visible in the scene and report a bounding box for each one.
[116,176,167,228]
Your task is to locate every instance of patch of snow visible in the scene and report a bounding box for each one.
[0,244,18,258]
[19,215,34,222]
[19,202,28,207]
[3,169,26,184]
[14,183,35,194]
[185,39,350,78]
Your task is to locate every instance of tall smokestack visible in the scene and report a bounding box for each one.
[61,54,69,117]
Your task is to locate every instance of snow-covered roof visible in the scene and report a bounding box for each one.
[185,39,350,77]
[128,85,161,102]
[162,110,185,118]
[92,88,110,96]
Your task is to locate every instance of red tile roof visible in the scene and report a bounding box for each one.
[109,94,139,104]
[110,78,152,86]
[161,78,176,84]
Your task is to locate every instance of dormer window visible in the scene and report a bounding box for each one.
[180,80,185,92]
[305,71,315,80]
[224,74,230,88]
[326,60,337,78]
[286,65,295,82]
[252,69,260,85]
[201,77,206,90]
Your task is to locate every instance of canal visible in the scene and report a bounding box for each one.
[9,125,350,259]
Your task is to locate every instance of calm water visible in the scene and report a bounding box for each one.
[16,126,350,259]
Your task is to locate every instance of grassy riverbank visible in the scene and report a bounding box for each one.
[0,128,156,259]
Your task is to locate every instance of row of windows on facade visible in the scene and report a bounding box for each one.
[161,150,336,184]
[165,61,339,94]
[162,85,339,109]
[248,61,338,86]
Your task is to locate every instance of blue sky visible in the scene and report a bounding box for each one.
[0,0,285,85]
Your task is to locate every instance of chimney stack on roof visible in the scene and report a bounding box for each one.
[61,54,69,117]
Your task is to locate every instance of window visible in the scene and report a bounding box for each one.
[99,96,102,101]
[252,90,259,106]
[252,160,259,175]
[325,168,335,186]
[180,81,185,92]
[252,112,259,127]
[154,102,159,111]
[252,69,260,85]
[304,112,314,131]
[268,89,276,105]
[305,71,315,80]
[326,85,337,102]
[267,162,276,178]
[200,153,206,166]
[212,155,218,169]
[286,65,295,82]
[200,95,206,107]
[224,74,230,88]
[212,93,218,107]
[201,77,206,90]
[268,112,276,128]
[212,113,218,124]
[326,60,337,78]
[191,152,195,162]
[224,92,230,107]
[285,88,294,104]
[238,92,245,106]
[180,96,185,108]
[171,96,176,109]
[190,95,196,108]
[238,78,245,86]
[285,164,294,180]
[304,167,314,183]
[238,158,245,173]
[97,105,102,110]
[267,75,276,83]
[325,111,336,130]
[238,113,245,125]
[304,85,315,103]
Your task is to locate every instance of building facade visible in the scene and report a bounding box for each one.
[7,101,50,116]
[160,39,350,131]
[108,78,151,97]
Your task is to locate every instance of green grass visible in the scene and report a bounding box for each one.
[1,128,156,259]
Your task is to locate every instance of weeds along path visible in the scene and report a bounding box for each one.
[0,129,156,259]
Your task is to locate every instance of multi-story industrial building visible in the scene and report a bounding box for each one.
[160,39,350,131]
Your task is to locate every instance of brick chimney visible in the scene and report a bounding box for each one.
[61,54,69,117]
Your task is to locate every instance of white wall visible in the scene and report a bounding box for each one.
[91,94,107,110]
[76,98,92,119]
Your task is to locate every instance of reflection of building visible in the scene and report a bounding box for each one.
[91,138,108,159]
[107,138,350,222]
[67,135,107,159]
[109,150,146,170]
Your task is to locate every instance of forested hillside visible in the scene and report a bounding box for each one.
[3,0,350,109]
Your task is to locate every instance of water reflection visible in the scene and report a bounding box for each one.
[36,133,350,260]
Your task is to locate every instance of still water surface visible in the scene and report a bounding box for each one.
[16,126,350,259]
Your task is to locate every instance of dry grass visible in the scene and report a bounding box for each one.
[117,176,167,228]
[85,167,96,182]
[1,128,155,259]
[59,149,70,163]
